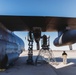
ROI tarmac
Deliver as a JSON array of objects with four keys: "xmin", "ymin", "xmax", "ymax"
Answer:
[{"xmin": 0, "ymin": 50, "xmax": 76, "ymax": 75}]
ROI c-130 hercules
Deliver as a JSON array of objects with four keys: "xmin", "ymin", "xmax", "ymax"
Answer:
[{"xmin": 0, "ymin": 16, "xmax": 76, "ymax": 66}]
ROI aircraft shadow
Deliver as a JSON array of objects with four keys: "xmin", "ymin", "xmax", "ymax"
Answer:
[
  {"xmin": 55, "ymin": 57, "xmax": 76, "ymax": 63},
  {"xmin": 1, "ymin": 55, "xmax": 76, "ymax": 75}
]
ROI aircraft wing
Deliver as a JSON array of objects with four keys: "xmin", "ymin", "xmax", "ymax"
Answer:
[{"xmin": 0, "ymin": 16, "xmax": 76, "ymax": 31}]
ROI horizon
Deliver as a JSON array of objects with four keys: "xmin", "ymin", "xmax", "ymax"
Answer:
[{"xmin": 14, "ymin": 31, "xmax": 76, "ymax": 50}]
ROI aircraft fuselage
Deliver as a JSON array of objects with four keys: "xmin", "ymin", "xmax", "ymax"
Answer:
[{"xmin": 0, "ymin": 24, "xmax": 25, "ymax": 69}]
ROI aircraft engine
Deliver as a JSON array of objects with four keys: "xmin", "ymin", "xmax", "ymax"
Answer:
[
  {"xmin": 0, "ymin": 53, "xmax": 19, "ymax": 68},
  {"xmin": 53, "ymin": 30, "xmax": 76, "ymax": 46}
]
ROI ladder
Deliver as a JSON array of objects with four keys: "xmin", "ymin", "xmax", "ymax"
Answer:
[{"xmin": 35, "ymin": 48, "xmax": 56, "ymax": 65}]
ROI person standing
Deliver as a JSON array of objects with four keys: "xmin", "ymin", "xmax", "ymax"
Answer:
[{"xmin": 62, "ymin": 51, "xmax": 67, "ymax": 64}]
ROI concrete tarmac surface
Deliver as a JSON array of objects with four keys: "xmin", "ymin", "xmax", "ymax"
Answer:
[{"xmin": 0, "ymin": 50, "xmax": 76, "ymax": 75}]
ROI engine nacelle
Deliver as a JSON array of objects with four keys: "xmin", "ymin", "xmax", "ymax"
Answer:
[
  {"xmin": 0, "ymin": 53, "xmax": 19, "ymax": 68},
  {"xmin": 54, "ymin": 30, "xmax": 76, "ymax": 46}
]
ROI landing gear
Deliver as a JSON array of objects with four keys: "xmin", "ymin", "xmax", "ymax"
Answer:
[
  {"xmin": 26, "ymin": 27, "xmax": 41, "ymax": 65},
  {"xmin": 35, "ymin": 35, "xmax": 56, "ymax": 65},
  {"xmin": 26, "ymin": 31, "xmax": 34, "ymax": 65}
]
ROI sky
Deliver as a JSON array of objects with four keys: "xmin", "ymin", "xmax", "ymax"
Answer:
[
  {"xmin": 0, "ymin": 0, "xmax": 76, "ymax": 50},
  {"xmin": 0, "ymin": 0, "xmax": 76, "ymax": 17},
  {"xmin": 13, "ymin": 31, "xmax": 76, "ymax": 50}
]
